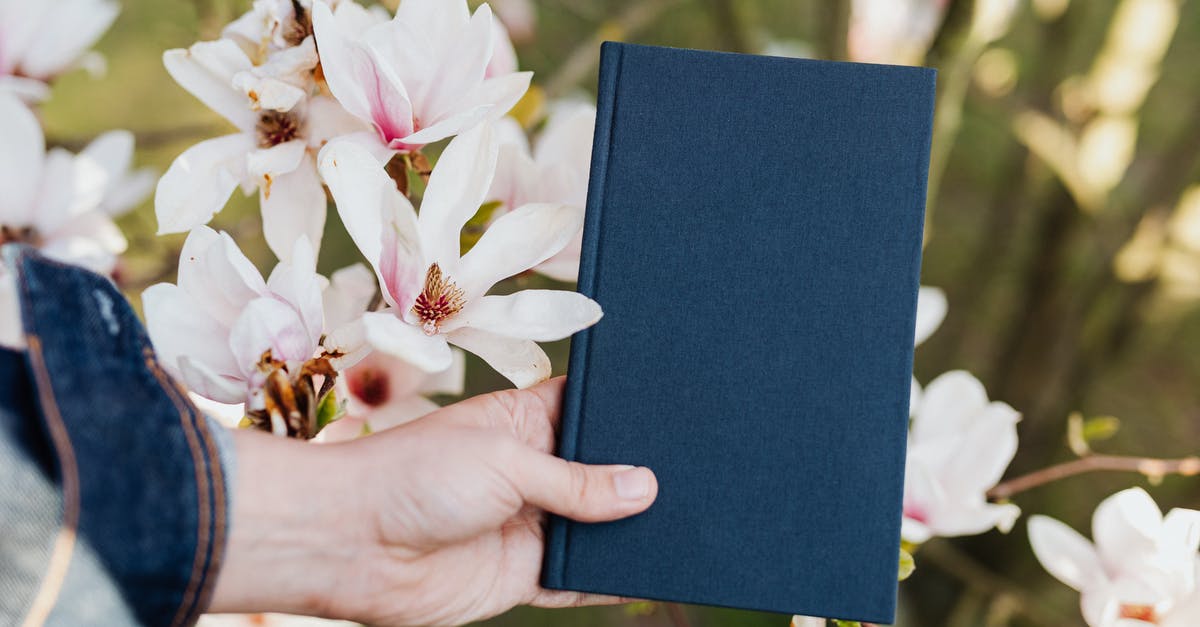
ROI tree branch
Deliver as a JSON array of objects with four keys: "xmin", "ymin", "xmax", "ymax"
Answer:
[
  {"xmin": 663, "ymin": 602, "xmax": 692, "ymax": 627},
  {"xmin": 988, "ymin": 454, "xmax": 1200, "ymax": 500}
]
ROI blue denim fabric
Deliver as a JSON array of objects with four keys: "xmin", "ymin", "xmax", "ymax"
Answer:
[{"xmin": 0, "ymin": 244, "xmax": 234, "ymax": 626}]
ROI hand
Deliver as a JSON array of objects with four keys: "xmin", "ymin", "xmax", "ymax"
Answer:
[{"xmin": 209, "ymin": 377, "xmax": 658, "ymax": 626}]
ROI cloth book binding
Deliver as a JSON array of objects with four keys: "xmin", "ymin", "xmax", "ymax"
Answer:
[{"xmin": 542, "ymin": 42, "xmax": 936, "ymax": 623}]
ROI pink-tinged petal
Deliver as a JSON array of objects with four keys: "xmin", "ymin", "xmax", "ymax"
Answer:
[
  {"xmin": 487, "ymin": 135, "xmax": 537, "ymax": 211},
  {"xmin": 323, "ymin": 263, "xmax": 376, "ymax": 332},
  {"xmin": 142, "ymin": 283, "xmax": 240, "ymax": 381},
  {"xmin": 445, "ymin": 290, "xmax": 602, "ymax": 341},
  {"xmin": 423, "ymin": 3, "xmax": 494, "ymax": 118},
  {"xmin": 910, "ymin": 370, "xmax": 991, "ymax": 443},
  {"xmin": 344, "ymin": 350, "xmax": 427, "ymax": 403},
  {"xmin": 486, "ymin": 18, "xmax": 518, "ymax": 78},
  {"xmin": 260, "ymin": 156, "xmax": 327, "ymax": 263},
  {"xmin": 490, "ymin": 0, "xmax": 536, "ymax": 42},
  {"xmin": 324, "ymin": 317, "xmax": 370, "ymax": 372},
  {"xmin": 534, "ymin": 102, "xmax": 596, "ymax": 178},
  {"xmin": 318, "ymin": 139, "xmax": 424, "ymax": 311},
  {"xmin": 900, "ymin": 517, "xmax": 933, "ymax": 545},
  {"xmin": 361, "ymin": 311, "xmax": 453, "ymax": 373},
  {"xmin": 176, "ymin": 226, "xmax": 269, "ymax": 327},
  {"xmin": 456, "ymin": 202, "xmax": 584, "ymax": 300},
  {"xmin": 312, "ymin": 1, "xmax": 414, "ymax": 143},
  {"xmin": 392, "ymin": 103, "xmax": 491, "ymax": 149},
  {"xmin": 915, "ymin": 286, "xmax": 948, "ymax": 346},
  {"xmin": 937, "ymin": 403, "xmax": 1019, "ymax": 497},
  {"xmin": 0, "ymin": 93, "xmax": 44, "ymax": 224},
  {"xmin": 179, "ymin": 356, "xmax": 248, "ymax": 405},
  {"xmin": 229, "ymin": 297, "xmax": 316, "ymax": 373},
  {"xmin": 418, "ymin": 349, "xmax": 466, "ymax": 397},
  {"xmin": 417, "ymin": 122, "xmax": 498, "ymax": 268},
  {"xmin": 445, "ymin": 326, "xmax": 550, "ymax": 389},
  {"xmin": 265, "ymin": 236, "xmax": 325, "ymax": 351},
  {"xmin": 1028, "ymin": 515, "xmax": 1104, "ymax": 591},
  {"xmin": 1093, "ymin": 488, "xmax": 1163, "ymax": 575},
  {"xmin": 163, "ymin": 40, "xmax": 257, "ymax": 131},
  {"xmin": 155, "ymin": 133, "xmax": 255, "ymax": 235},
  {"xmin": 19, "ymin": 0, "xmax": 118, "ymax": 79}
]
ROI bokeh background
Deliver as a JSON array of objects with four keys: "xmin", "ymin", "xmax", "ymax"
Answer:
[{"xmin": 39, "ymin": 0, "xmax": 1200, "ymax": 625}]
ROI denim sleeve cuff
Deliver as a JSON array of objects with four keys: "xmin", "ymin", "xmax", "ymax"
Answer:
[{"xmin": 8, "ymin": 245, "xmax": 233, "ymax": 626}]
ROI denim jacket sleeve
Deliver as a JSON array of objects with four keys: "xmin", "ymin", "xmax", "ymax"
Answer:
[{"xmin": 0, "ymin": 245, "xmax": 235, "ymax": 627}]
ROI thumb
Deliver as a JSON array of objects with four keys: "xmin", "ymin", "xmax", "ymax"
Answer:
[{"xmin": 512, "ymin": 448, "xmax": 658, "ymax": 522}]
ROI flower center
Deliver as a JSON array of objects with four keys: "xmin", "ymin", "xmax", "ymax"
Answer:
[
  {"xmin": 1118, "ymin": 604, "xmax": 1158, "ymax": 623},
  {"xmin": 411, "ymin": 263, "xmax": 465, "ymax": 336},
  {"xmin": 256, "ymin": 110, "xmax": 302, "ymax": 148},
  {"xmin": 0, "ymin": 225, "xmax": 41, "ymax": 247}
]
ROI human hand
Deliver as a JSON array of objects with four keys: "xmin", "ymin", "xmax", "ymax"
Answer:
[{"xmin": 208, "ymin": 377, "xmax": 658, "ymax": 626}]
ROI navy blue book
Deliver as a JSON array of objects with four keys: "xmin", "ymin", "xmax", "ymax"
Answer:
[{"xmin": 542, "ymin": 43, "xmax": 935, "ymax": 623}]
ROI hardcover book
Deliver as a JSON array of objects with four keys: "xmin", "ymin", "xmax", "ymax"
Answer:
[{"xmin": 542, "ymin": 42, "xmax": 936, "ymax": 623}]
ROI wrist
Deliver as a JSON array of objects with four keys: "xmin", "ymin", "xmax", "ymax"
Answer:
[{"xmin": 208, "ymin": 430, "xmax": 370, "ymax": 618}]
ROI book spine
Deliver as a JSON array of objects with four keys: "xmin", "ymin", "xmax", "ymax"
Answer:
[{"xmin": 541, "ymin": 41, "xmax": 624, "ymax": 590}]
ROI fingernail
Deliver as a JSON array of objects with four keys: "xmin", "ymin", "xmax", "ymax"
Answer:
[{"xmin": 614, "ymin": 467, "xmax": 651, "ymax": 500}]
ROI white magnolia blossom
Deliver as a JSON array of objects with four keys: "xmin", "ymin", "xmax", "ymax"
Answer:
[
  {"xmin": 311, "ymin": 0, "xmax": 530, "ymax": 153},
  {"xmin": 790, "ymin": 616, "xmax": 826, "ymax": 627},
  {"xmin": 902, "ymin": 370, "xmax": 1021, "ymax": 543},
  {"xmin": 910, "ymin": 285, "xmax": 948, "ymax": 413},
  {"xmin": 487, "ymin": 101, "xmax": 596, "ymax": 282},
  {"xmin": 1030, "ymin": 488, "xmax": 1200, "ymax": 627},
  {"xmin": 155, "ymin": 38, "xmax": 365, "ymax": 262},
  {"xmin": 142, "ymin": 226, "xmax": 334, "ymax": 408},
  {"xmin": 0, "ymin": 0, "xmax": 119, "ymax": 102},
  {"xmin": 318, "ymin": 122, "xmax": 601, "ymax": 388},
  {"xmin": 848, "ymin": 0, "xmax": 947, "ymax": 65}
]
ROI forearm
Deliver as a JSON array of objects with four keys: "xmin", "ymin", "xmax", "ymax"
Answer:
[{"xmin": 208, "ymin": 430, "xmax": 370, "ymax": 618}]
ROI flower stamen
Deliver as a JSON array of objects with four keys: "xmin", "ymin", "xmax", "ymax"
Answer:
[
  {"xmin": 1119, "ymin": 604, "xmax": 1158, "ymax": 623},
  {"xmin": 256, "ymin": 110, "xmax": 302, "ymax": 148},
  {"xmin": 412, "ymin": 263, "xmax": 465, "ymax": 336}
]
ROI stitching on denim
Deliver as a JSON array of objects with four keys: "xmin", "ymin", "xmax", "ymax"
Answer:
[
  {"xmin": 19, "ymin": 336, "xmax": 81, "ymax": 627},
  {"xmin": 146, "ymin": 351, "xmax": 213, "ymax": 627}
]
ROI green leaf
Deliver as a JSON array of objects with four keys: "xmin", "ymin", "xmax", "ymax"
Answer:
[
  {"xmin": 898, "ymin": 547, "xmax": 916, "ymax": 581},
  {"xmin": 623, "ymin": 601, "xmax": 657, "ymax": 617},
  {"xmin": 315, "ymin": 391, "xmax": 345, "ymax": 431},
  {"xmin": 833, "ymin": 620, "xmax": 862, "ymax": 627},
  {"xmin": 1082, "ymin": 415, "xmax": 1121, "ymax": 442}
]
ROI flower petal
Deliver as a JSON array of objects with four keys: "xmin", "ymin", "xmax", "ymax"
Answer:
[
  {"xmin": 914, "ymin": 286, "xmax": 948, "ymax": 346},
  {"xmin": 323, "ymin": 263, "xmax": 377, "ymax": 332},
  {"xmin": 229, "ymin": 297, "xmax": 316, "ymax": 372},
  {"xmin": 155, "ymin": 133, "xmax": 255, "ymax": 235},
  {"xmin": 445, "ymin": 290, "xmax": 602, "ymax": 341},
  {"xmin": 178, "ymin": 355, "xmax": 247, "ymax": 404},
  {"xmin": 423, "ymin": 3, "xmax": 494, "ymax": 117},
  {"xmin": 362, "ymin": 311, "xmax": 453, "ymax": 372},
  {"xmin": 176, "ymin": 226, "xmax": 268, "ymax": 327},
  {"xmin": 0, "ymin": 93, "xmax": 44, "ymax": 224},
  {"xmin": 260, "ymin": 155, "xmax": 327, "ymax": 263},
  {"xmin": 1028, "ymin": 515, "xmax": 1104, "ymax": 591},
  {"xmin": 319, "ymin": 139, "xmax": 424, "ymax": 311},
  {"xmin": 163, "ymin": 40, "xmax": 257, "ymax": 131},
  {"xmin": 445, "ymin": 326, "xmax": 550, "ymax": 389},
  {"xmin": 246, "ymin": 139, "xmax": 306, "ymax": 184},
  {"xmin": 19, "ymin": 0, "xmax": 119, "ymax": 78},
  {"xmin": 910, "ymin": 369, "xmax": 991, "ymax": 443},
  {"xmin": 418, "ymin": 348, "xmax": 466, "ymax": 396},
  {"xmin": 417, "ymin": 122, "xmax": 499, "ymax": 268},
  {"xmin": 1093, "ymin": 487, "xmax": 1163, "ymax": 574},
  {"xmin": 142, "ymin": 283, "xmax": 240, "ymax": 381},
  {"xmin": 265, "ymin": 236, "xmax": 325, "ymax": 351},
  {"xmin": 456, "ymin": 202, "xmax": 583, "ymax": 299}
]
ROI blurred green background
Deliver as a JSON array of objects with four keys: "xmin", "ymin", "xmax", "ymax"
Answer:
[{"xmin": 39, "ymin": 0, "xmax": 1200, "ymax": 625}]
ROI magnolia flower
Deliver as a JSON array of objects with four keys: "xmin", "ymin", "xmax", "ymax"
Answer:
[
  {"xmin": 311, "ymin": 0, "xmax": 531, "ymax": 153},
  {"xmin": 1030, "ymin": 488, "xmax": 1200, "ymax": 627},
  {"xmin": 0, "ymin": 0, "xmax": 119, "ymax": 101},
  {"xmin": 902, "ymin": 370, "xmax": 1020, "ymax": 544},
  {"xmin": 790, "ymin": 616, "xmax": 827, "ymax": 627},
  {"xmin": 489, "ymin": 0, "xmax": 536, "ymax": 43},
  {"xmin": 848, "ymin": 0, "xmax": 947, "ymax": 65},
  {"xmin": 156, "ymin": 39, "xmax": 365, "ymax": 261},
  {"xmin": 318, "ymin": 122, "xmax": 601, "ymax": 388},
  {"xmin": 0, "ymin": 93, "xmax": 135, "ymax": 275},
  {"xmin": 143, "ymin": 226, "xmax": 327, "ymax": 411},
  {"xmin": 487, "ymin": 101, "xmax": 595, "ymax": 282},
  {"xmin": 910, "ymin": 285, "xmax": 948, "ymax": 413}
]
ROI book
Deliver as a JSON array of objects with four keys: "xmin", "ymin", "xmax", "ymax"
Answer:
[{"xmin": 541, "ymin": 42, "xmax": 936, "ymax": 623}]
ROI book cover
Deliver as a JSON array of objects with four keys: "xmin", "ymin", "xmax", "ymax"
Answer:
[{"xmin": 543, "ymin": 42, "xmax": 936, "ymax": 623}]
